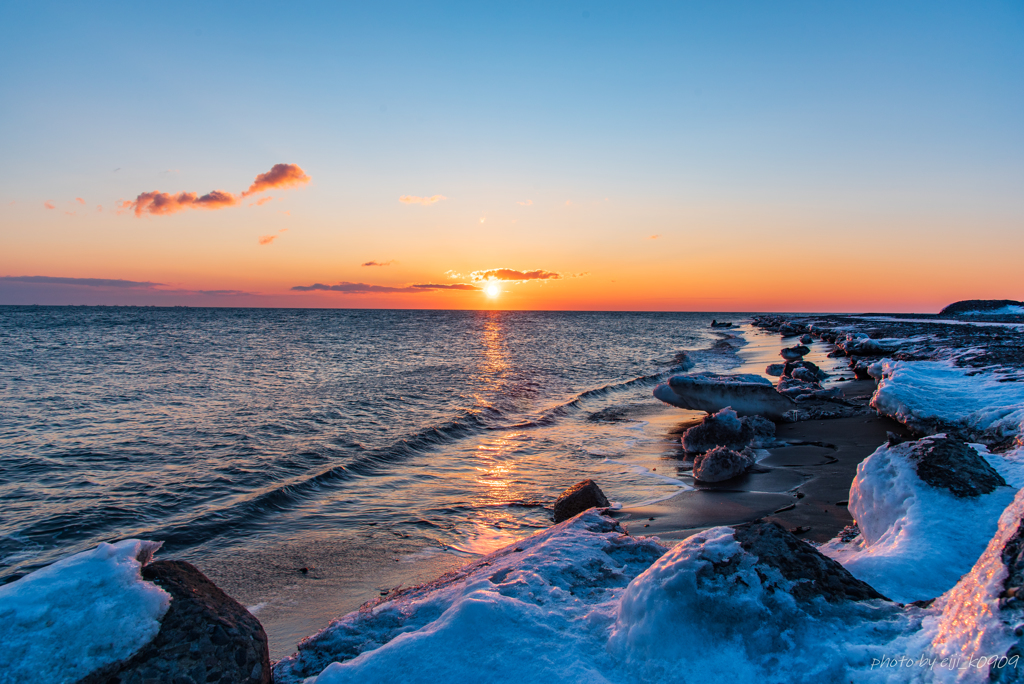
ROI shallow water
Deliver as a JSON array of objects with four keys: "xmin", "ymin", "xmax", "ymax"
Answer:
[{"xmin": 1, "ymin": 307, "xmax": 768, "ymax": 656}]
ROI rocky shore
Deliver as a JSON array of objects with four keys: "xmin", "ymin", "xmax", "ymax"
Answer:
[{"xmin": 4, "ymin": 300, "xmax": 1024, "ymax": 683}]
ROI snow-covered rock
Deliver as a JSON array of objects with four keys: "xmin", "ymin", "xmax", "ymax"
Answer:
[
  {"xmin": 692, "ymin": 446, "xmax": 753, "ymax": 482},
  {"xmin": 822, "ymin": 436, "xmax": 1015, "ymax": 603},
  {"xmin": 656, "ymin": 372, "xmax": 796, "ymax": 420},
  {"xmin": 680, "ymin": 407, "xmax": 775, "ymax": 453},
  {"xmin": 0, "ymin": 540, "xmax": 170, "ymax": 684},
  {"xmin": 273, "ymin": 510, "xmax": 666, "ymax": 684}
]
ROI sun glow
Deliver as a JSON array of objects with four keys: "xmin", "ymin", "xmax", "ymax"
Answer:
[{"xmin": 484, "ymin": 283, "xmax": 501, "ymax": 298}]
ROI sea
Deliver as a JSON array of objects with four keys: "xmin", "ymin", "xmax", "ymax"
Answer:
[{"xmin": 0, "ymin": 306, "xmax": 761, "ymax": 657}]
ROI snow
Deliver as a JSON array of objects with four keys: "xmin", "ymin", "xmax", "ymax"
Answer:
[
  {"xmin": 0, "ymin": 539, "xmax": 170, "ymax": 684},
  {"xmin": 275, "ymin": 512, "xmax": 925, "ymax": 684},
  {"xmin": 820, "ymin": 440, "xmax": 1016, "ymax": 603},
  {"xmin": 273, "ymin": 510, "xmax": 666, "ymax": 684},
  {"xmin": 961, "ymin": 305, "xmax": 1024, "ymax": 316},
  {"xmin": 870, "ymin": 359, "xmax": 1024, "ymax": 442}
]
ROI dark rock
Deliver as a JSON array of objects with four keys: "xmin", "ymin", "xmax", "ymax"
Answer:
[
  {"xmin": 791, "ymin": 367, "xmax": 818, "ymax": 383},
  {"xmin": 780, "ymin": 345, "xmax": 810, "ymax": 361},
  {"xmin": 552, "ymin": 479, "xmax": 610, "ymax": 523},
  {"xmin": 77, "ymin": 561, "xmax": 271, "ymax": 684},
  {"xmin": 799, "ymin": 334, "xmax": 814, "ymax": 344},
  {"xmin": 691, "ymin": 446, "xmax": 752, "ymax": 482},
  {"xmin": 733, "ymin": 522, "xmax": 888, "ymax": 602},
  {"xmin": 904, "ymin": 435, "xmax": 1006, "ymax": 498},
  {"xmin": 765, "ymin": 363, "xmax": 785, "ymax": 377},
  {"xmin": 940, "ymin": 299, "xmax": 1023, "ymax": 316}
]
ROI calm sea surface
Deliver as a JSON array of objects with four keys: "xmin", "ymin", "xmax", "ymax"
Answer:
[{"xmin": 0, "ymin": 307, "xmax": 749, "ymax": 655}]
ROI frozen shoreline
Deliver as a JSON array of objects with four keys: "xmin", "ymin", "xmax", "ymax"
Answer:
[{"xmin": 6, "ymin": 305, "xmax": 1024, "ymax": 683}]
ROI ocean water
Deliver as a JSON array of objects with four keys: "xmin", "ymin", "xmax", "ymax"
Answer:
[{"xmin": 0, "ymin": 306, "xmax": 749, "ymax": 656}]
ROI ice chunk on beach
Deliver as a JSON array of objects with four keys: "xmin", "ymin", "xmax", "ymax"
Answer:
[
  {"xmin": 822, "ymin": 437, "xmax": 1015, "ymax": 603},
  {"xmin": 655, "ymin": 372, "xmax": 796, "ymax": 420},
  {"xmin": 0, "ymin": 539, "xmax": 170, "ymax": 684},
  {"xmin": 871, "ymin": 360, "xmax": 1024, "ymax": 441}
]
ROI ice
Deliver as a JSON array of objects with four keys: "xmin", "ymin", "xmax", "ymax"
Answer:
[
  {"xmin": 870, "ymin": 360, "xmax": 1024, "ymax": 442},
  {"xmin": 821, "ymin": 440, "xmax": 1016, "ymax": 603},
  {"xmin": 0, "ymin": 539, "xmax": 170, "ymax": 684},
  {"xmin": 656, "ymin": 372, "xmax": 796, "ymax": 420},
  {"xmin": 923, "ymin": 488, "xmax": 1024, "ymax": 682}
]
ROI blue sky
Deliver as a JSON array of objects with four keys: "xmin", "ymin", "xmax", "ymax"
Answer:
[{"xmin": 1, "ymin": 1, "xmax": 1022, "ymax": 310}]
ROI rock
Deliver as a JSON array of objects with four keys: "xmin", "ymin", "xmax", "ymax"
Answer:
[
  {"xmin": 904, "ymin": 434, "xmax": 1006, "ymax": 498},
  {"xmin": 799, "ymin": 334, "xmax": 813, "ymax": 344},
  {"xmin": 552, "ymin": 479, "xmax": 610, "ymax": 523},
  {"xmin": 78, "ymin": 561, "xmax": 271, "ymax": 684},
  {"xmin": 691, "ymin": 446, "xmax": 752, "ymax": 482},
  {"xmin": 791, "ymin": 367, "xmax": 818, "ymax": 383},
  {"xmin": 733, "ymin": 522, "xmax": 888, "ymax": 602},
  {"xmin": 765, "ymin": 363, "xmax": 785, "ymax": 377},
  {"xmin": 658, "ymin": 373, "xmax": 796, "ymax": 420},
  {"xmin": 780, "ymin": 345, "xmax": 810, "ymax": 361}
]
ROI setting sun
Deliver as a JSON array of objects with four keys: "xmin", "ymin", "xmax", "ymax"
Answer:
[{"xmin": 484, "ymin": 283, "xmax": 501, "ymax": 298}]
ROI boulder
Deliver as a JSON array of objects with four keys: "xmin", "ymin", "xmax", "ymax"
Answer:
[
  {"xmin": 692, "ymin": 446, "xmax": 752, "ymax": 482},
  {"xmin": 904, "ymin": 434, "xmax": 1006, "ymax": 498},
  {"xmin": 552, "ymin": 479, "xmax": 610, "ymax": 523},
  {"xmin": 780, "ymin": 345, "xmax": 810, "ymax": 361},
  {"xmin": 733, "ymin": 522, "xmax": 888, "ymax": 602},
  {"xmin": 765, "ymin": 363, "xmax": 785, "ymax": 377},
  {"xmin": 78, "ymin": 561, "xmax": 271, "ymax": 684},
  {"xmin": 799, "ymin": 334, "xmax": 814, "ymax": 344}
]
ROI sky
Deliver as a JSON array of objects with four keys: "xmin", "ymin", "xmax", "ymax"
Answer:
[{"xmin": 1, "ymin": 0, "xmax": 1022, "ymax": 312}]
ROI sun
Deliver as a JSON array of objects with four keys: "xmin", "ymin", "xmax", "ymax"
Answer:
[{"xmin": 484, "ymin": 283, "xmax": 501, "ymax": 298}]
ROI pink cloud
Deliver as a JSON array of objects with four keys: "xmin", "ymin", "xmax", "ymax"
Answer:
[
  {"xmin": 251, "ymin": 196, "xmax": 274, "ymax": 207},
  {"xmin": 242, "ymin": 164, "xmax": 310, "ymax": 197},
  {"xmin": 44, "ymin": 201, "xmax": 55, "ymax": 210},
  {"xmin": 469, "ymin": 268, "xmax": 564, "ymax": 282},
  {"xmin": 399, "ymin": 194, "xmax": 447, "ymax": 206},
  {"xmin": 258, "ymin": 229, "xmax": 288, "ymax": 246},
  {"xmin": 127, "ymin": 163, "xmax": 309, "ymax": 217},
  {"xmin": 75, "ymin": 197, "xmax": 86, "ymax": 205},
  {"xmin": 131, "ymin": 190, "xmax": 240, "ymax": 217},
  {"xmin": 362, "ymin": 260, "xmax": 394, "ymax": 267}
]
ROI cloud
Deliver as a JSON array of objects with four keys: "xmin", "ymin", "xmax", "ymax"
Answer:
[
  {"xmin": 197, "ymin": 289, "xmax": 252, "ymax": 296},
  {"xmin": 648, "ymin": 234, "xmax": 660, "ymax": 239},
  {"xmin": 251, "ymin": 196, "xmax": 274, "ymax": 206},
  {"xmin": 399, "ymin": 194, "xmax": 447, "ymax": 206},
  {"xmin": 362, "ymin": 260, "xmax": 394, "ymax": 267},
  {"xmin": 75, "ymin": 197, "xmax": 86, "ymax": 205},
  {"xmin": 130, "ymin": 190, "xmax": 240, "ymax": 216},
  {"xmin": 469, "ymin": 268, "xmax": 564, "ymax": 282},
  {"xmin": 127, "ymin": 163, "xmax": 309, "ymax": 217},
  {"xmin": 44, "ymin": 201, "xmax": 55, "ymax": 210},
  {"xmin": 291, "ymin": 281, "xmax": 478, "ymax": 294},
  {"xmin": 516, "ymin": 199, "xmax": 533, "ymax": 206},
  {"xmin": 259, "ymin": 228, "xmax": 288, "ymax": 245},
  {"xmin": 242, "ymin": 164, "xmax": 310, "ymax": 197},
  {"xmin": 0, "ymin": 275, "xmax": 163, "ymax": 288},
  {"xmin": 411, "ymin": 283, "xmax": 479, "ymax": 290}
]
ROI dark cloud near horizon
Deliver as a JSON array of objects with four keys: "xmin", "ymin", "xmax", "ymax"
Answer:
[
  {"xmin": 0, "ymin": 275, "xmax": 164, "ymax": 288},
  {"xmin": 291, "ymin": 281, "xmax": 479, "ymax": 294},
  {"xmin": 361, "ymin": 260, "xmax": 394, "ymax": 267}
]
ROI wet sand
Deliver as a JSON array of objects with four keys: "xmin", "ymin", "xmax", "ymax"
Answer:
[{"xmin": 618, "ymin": 379, "xmax": 913, "ymax": 544}]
